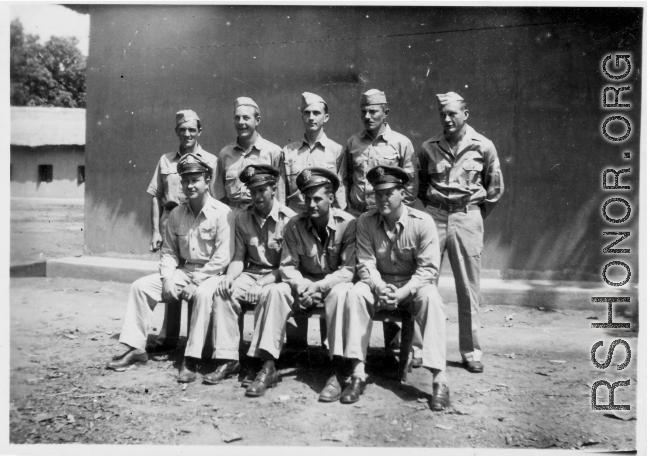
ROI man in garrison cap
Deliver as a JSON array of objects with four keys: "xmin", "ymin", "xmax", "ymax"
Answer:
[
  {"xmin": 243, "ymin": 167, "xmax": 359, "ymax": 401},
  {"xmin": 215, "ymin": 97, "xmax": 285, "ymax": 213},
  {"xmin": 281, "ymin": 92, "xmax": 347, "ymax": 214},
  {"xmin": 343, "ymin": 89, "xmax": 424, "ymax": 365},
  {"xmin": 416, "ymin": 92, "xmax": 504, "ymax": 375},
  {"xmin": 146, "ymin": 109, "xmax": 218, "ymax": 352},
  {"xmin": 206, "ymin": 164, "xmax": 296, "ymax": 389},
  {"xmin": 346, "ymin": 165, "xmax": 449, "ymax": 410},
  {"xmin": 107, "ymin": 153, "xmax": 235, "ymax": 385}
]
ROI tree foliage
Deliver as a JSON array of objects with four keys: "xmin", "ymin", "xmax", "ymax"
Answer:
[{"xmin": 10, "ymin": 19, "xmax": 86, "ymax": 108}]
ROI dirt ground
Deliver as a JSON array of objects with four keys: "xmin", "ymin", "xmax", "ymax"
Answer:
[{"xmin": 9, "ymin": 199, "xmax": 640, "ymax": 450}]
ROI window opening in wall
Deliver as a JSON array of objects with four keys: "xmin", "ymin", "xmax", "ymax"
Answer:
[
  {"xmin": 38, "ymin": 164, "xmax": 53, "ymax": 183},
  {"xmin": 78, "ymin": 165, "xmax": 85, "ymax": 184}
]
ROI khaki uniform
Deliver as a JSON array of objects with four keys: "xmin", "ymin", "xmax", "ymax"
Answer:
[
  {"xmin": 282, "ymin": 132, "xmax": 347, "ymax": 213},
  {"xmin": 249, "ymin": 208, "xmax": 356, "ymax": 359},
  {"xmin": 417, "ymin": 124, "xmax": 504, "ymax": 362},
  {"xmin": 344, "ymin": 124, "xmax": 418, "ymax": 216},
  {"xmin": 146, "ymin": 146, "xmax": 218, "ymax": 345},
  {"xmin": 118, "ymin": 196, "xmax": 234, "ymax": 359},
  {"xmin": 215, "ymin": 135, "xmax": 285, "ymax": 211},
  {"xmin": 212, "ymin": 200, "xmax": 296, "ymax": 360},
  {"xmin": 346, "ymin": 205, "xmax": 447, "ymax": 370}
]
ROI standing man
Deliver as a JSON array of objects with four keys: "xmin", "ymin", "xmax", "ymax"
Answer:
[
  {"xmin": 107, "ymin": 153, "xmax": 234, "ymax": 384},
  {"xmin": 282, "ymin": 92, "xmax": 346, "ymax": 213},
  {"xmin": 344, "ymin": 88, "xmax": 422, "ymax": 364},
  {"xmin": 215, "ymin": 97, "xmax": 285, "ymax": 213},
  {"xmin": 417, "ymin": 92, "xmax": 504, "ymax": 374},
  {"xmin": 242, "ymin": 168, "xmax": 357, "ymax": 401},
  {"xmin": 208, "ymin": 164, "xmax": 296, "ymax": 385},
  {"xmin": 346, "ymin": 165, "xmax": 449, "ymax": 411},
  {"xmin": 146, "ymin": 110, "xmax": 218, "ymax": 352}
]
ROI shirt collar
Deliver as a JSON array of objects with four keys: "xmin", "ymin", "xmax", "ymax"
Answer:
[
  {"xmin": 430, "ymin": 124, "xmax": 479, "ymax": 144},
  {"xmin": 306, "ymin": 207, "xmax": 338, "ymax": 234},
  {"xmin": 302, "ymin": 131, "xmax": 328, "ymax": 149},
  {"xmin": 363, "ymin": 123, "xmax": 392, "ymax": 141},
  {"xmin": 377, "ymin": 204, "xmax": 408, "ymax": 233},
  {"xmin": 252, "ymin": 199, "xmax": 280, "ymax": 226},
  {"xmin": 188, "ymin": 194, "xmax": 216, "ymax": 219},
  {"xmin": 175, "ymin": 143, "xmax": 204, "ymax": 159},
  {"xmin": 235, "ymin": 134, "xmax": 264, "ymax": 155}
]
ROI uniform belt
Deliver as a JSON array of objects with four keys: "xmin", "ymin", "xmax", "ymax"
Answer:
[
  {"xmin": 349, "ymin": 201, "xmax": 376, "ymax": 213},
  {"xmin": 428, "ymin": 202, "xmax": 480, "ymax": 213}
]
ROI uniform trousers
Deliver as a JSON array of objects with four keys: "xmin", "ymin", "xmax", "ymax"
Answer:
[
  {"xmin": 247, "ymin": 278, "xmax": 353, "ymax": 360},
  {"xmin": 118, "ymin": 269, "xmax": 222, "ymax": 359},
  {"xmin": 211, "ymin": 272, "xmax": 264, "ymax": 361},
  {"xmin": 426, "ymin": 205, "xmax": 483, "ymax": 362},
  {"xmin": 345, "ymin": 281, "xmax": 447, "ymax": 371},
  {"xmin": 154, "ymin": 208, "xmax": 182, "ymax": 347}
]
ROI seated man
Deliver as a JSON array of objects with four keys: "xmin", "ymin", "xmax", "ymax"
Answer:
[
  {"xmin": 243, "ymin": 168, "xmax": 357, "ymax": 401},
  {"xmin": 107, "ymin": 153, "xmax": 234, "ymax": 384},
  {"xmin": 209, "ymin": 164, "xmax": 296, "ymax": 385},
  {"xmin": 346, "ymin": 165, "xmax": 449, "ymax": 411}
]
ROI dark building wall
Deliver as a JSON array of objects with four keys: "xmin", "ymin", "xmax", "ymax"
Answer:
[{"xmin": 85, "ymin": 6, "xmax": 642, "ymax": 279}]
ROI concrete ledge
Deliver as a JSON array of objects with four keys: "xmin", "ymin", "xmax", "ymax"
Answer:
[
  {"xmin": 45, "ymin": 256, "xmax": 636, "ymax": 311},
  {"xmin": 47, "ymin": 256, "xmax": 157, "ymax": 283}
]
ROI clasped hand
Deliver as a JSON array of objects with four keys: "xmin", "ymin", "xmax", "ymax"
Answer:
[
  {"xmin": 161, "ymin": 279, "xmax": 197, "ymax": 303},
  {"xmin": 377, "ymin": 283, "xmax": 408, "ymax": 310},
  {"xmin": 295, "ymin": 280, "xmax": 318, "ymax": 310}
]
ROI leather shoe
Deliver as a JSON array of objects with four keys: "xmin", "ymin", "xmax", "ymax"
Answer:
[
  {"xmin": 203, "ymin": 360, "xmax": 241, "ymax": 385},
  {"xmin": 318, "ymin": 374, "xmax": 342, "ymax": 402},
  {"xmin": 430, "ymin": 382, "xmax": 450, "ymax": 411},
  {"xmin": 240, "ymin": 364, "xmax": 258, "ymax": 388},
  {"xmin": 177, "ymin": 357, "xmax": 198, "ymax": 383},
  {"xmin": 245, "ymin": 361, "xmax": 280, "ymax": 397},
  {"xmin": 464, "ymin": 360, "xmax": 484, "ymax": 373},
  {"xmin": 340, "ymin": 377, "xmax": 366, "ymax": 404},
  {"xmin": 412, "ymin": 357, "xmax": 423, "ymax": 368},
  {"xmin": 106, "ymin": 349, "xmax": 147, "ymax": 370}
]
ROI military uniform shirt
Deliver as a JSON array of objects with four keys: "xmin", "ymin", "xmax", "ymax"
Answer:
[
  {"xmin": 160, "ymin": 195, "xmax": 234, "ymax": 285},
  {"xmin": 344, "ymin": 124, "xmax": 417, "ymax": 209},
  {"xmin": 417, "ymin": 124, "xmax": 504, "ymax": 216},
  {"xmin": 356, "ymin": 205, "xmax": 439, "ymax": 295},
  {"xmin": 215, "ymin": 134, "xmax": 285, "ymax": 205},
  {"xmin": 282, "ymin": 132, "xmax": 347, "ymax": 211},
  {"xmin": 147, "ymin": 145, "xmax": 218, "ymax": 209},
  {"xmin": 233, "ymin": 200, "xmax": 296, "ymax": 275},
  {"xmin": 280, "ymin": 208, "xmax": 357, "ymax": 292}
]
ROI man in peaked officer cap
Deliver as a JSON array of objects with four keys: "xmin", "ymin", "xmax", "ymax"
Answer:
[
  {"xmin": 247, "ymin": 167, "xmax": 360, "ymax": 402},
  {"xmin": 281, "ymin": 92, "xmax": 346, "ymax": 214},
  {"xmin": 416, "ymin": 91, "xmax": 504, "ymax": 375},
  {"xmin": 208, "ymin": 164, "xmax": 296, "ymax": 390},
  {"xmin": 109, "ymin": 152, "xmax": 235, "ymax": 386},
  {"xmin": 215, "ymin": 97, "xmax": 285, "ymax": 213},
  {"xmin": 346, "ymin": 165, "xmax": 449, "ymax": 410},
  {"xmin": 146, "ymin": 109, "xmax": 218, "ymax": 353}
]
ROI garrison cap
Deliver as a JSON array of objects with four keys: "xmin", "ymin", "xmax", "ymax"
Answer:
[
  {"xmin": 301, "ymin": 92, "xmax": 327, "ymax": 111},
  {"xmin": 175, "ymin": 109, "xmax": 200, "ymax": 127},
  {"xmin": 436, "ymin": 92, "xmax": 464, "ymax": 107},
  {"xmin": 296, "ymin": 167, "xmax": 340, "ymax": 193},
  {"xmin": 177, "ymin": 152, "xmax": 212, "ymax": 176},
  {"xmin": 239, "ymin": 164, "xmax": 280, "ymax": 189},
  {"xmin": 234, "ymin": 97, "xmax": 260, "ymax": 111},
  {"xmin": 367, "ymin": 165, "xmax": 409, "ymax": 191},
  {"xmin": 360, "ymin": 89, "xmax": 387, "ymax": 106}
]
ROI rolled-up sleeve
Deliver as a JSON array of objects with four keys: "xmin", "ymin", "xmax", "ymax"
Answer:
[
  {"xmin": 480, "ymin": 141, "xmax": 504, "ymax": 218},
  {"xmin": 159, "ymin": 208, "xmax": 181, "ymax": 281},
  {"xmin": 279, "ymin": 220, "xmax": 305, "ymax": 289},
  {"xmin": 356, "ymin": 216, "xmax": 384, "ymax": 291},
  {"xmin": 401, "ymin": 140, "xmax": 417, "ymax": 207},
  {"xmin": 316, "ymin": 219, "xmax": 356, "ymax": 292},
  {"xmin": 147, "ymin": 159, "xmax": 164, "ymax": 199},
  {"xmin": 191, "ymin": 209, "xmax": 235, "ymax": 285}
]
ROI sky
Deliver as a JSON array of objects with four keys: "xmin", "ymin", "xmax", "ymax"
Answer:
[{"xmin": 10, "ymin": 2, "xmax": 89, "ymax": 55}]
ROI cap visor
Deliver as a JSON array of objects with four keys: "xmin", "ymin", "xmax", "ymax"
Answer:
[{"xmin": 372, "ymin": 182, "xmax": 401, "ymax": 191}]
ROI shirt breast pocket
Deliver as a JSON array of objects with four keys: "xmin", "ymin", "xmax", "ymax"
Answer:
[
  {"xmin": 462, "ymin": 161, "xmax": 484, "ymax": 185},
  {"xmin": 326, "ymin": 243, "xmax": 342, "ymax": 270},
  {"xmin": 397, "ymin": 244, "xmax": 416, "ymax": 262},
  {"xmin": 300, "ymin": 245, "xmax": 321, "ymax": 272},
  {"xmin": 377, "ymin": 152, "xmax": 400, "ymax": 167},
  {"xmin": 225, "ymin": 170, "xmax": 241, "ymax": 195}
]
